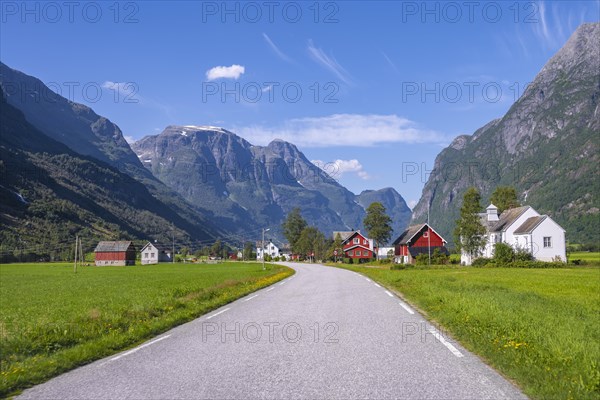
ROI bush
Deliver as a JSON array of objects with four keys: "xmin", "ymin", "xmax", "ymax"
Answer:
[
  {"xmin": 431, "ymin": 248, "xmax": 449, "ymax": 265},
  {"xmin": 472, "ymin": 257, "xmax": 493, "ymax": 267},
  {"xmin": 415, "ymin": 254, "xmax": 429, "ymax": 265},
  {"xmin": 494, "ymin": 243, "xmax": 515, "ymax": 263},
  {"xmin": 343, "ymin": 257, "xmax": 353, "ymax": 264},
  {"xmin": 515, "ymin": 248, "xmax": 534, "ymax": 261},
  {"xmin": 390, "ymin": 264, "xmax": 407, "ymax": 270},
  {"xmin": 376, "ymin": 258, "xmax": 392, "ymax": 264}
]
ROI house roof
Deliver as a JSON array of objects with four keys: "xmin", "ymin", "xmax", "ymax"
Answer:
[
  {"xmin": 332, "ymin": 231, "xmax": 355, "ymax": 241},
  {"xmin": 141, "ymin": 242, "xmax": 172, "ymax": 253},
  {"xmin": 94, "ymin": 241, "xmax": 134, "ymax": 252},
  {"xmin": 340, "ymin": 231, "xmax": 369, "ymax": 244},
  {"xmin": 393, "ymin": 223, "xmax": 447, "ymax": 245},
  {"xmin": 489, "ymin": 206, "xmax": 531, "ymax": 232},
  {"xmin": 513, "ymin": 216, "xmax": 547, "ymax": 234},
  {"xmin": 344, "ymin": 244, "xmax": 372, "ymax": 252}
]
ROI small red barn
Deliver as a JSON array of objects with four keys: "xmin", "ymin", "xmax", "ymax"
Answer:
[
  {"xmin": 335, "ymin": 231, "xmax": 375, "ymax": 261},
  {"xmin": 94, "ymin": 241, "xmax": 136, "ymax": 266},
  {"xmin": 393, "ymin": 224, "xmax": 448, "ymax": 264}
]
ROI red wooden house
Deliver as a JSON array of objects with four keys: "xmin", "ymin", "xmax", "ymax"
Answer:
[
  {"xmin": 94, "ymin": 241, "xmax": 136, "ymax": 266},
  {"xmin": 392, "ymin": 224, "xmax": 448, "ymax": 264},
  {"xmin": 335, "ymin": 231, "xmax": 375, "ymax": 262}
]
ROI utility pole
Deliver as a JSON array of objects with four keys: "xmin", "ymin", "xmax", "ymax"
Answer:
[
  {"xmin": 428, "ymin": 202, "xmax": 431, "ymax": 266},
  {"xmin": 79, "ymin": 236, "xmax": 83, "ymax": 267},
  {"xmin": 74, "ymin": 234, "xmax": 78, "ymax": 273},
  {"xmin": 172, "ymin": 224, "xmax": 175, "ymax": 264},
  {"xmin": 262, "ymin": 228, "xmax": 270, "ymax": 270}
]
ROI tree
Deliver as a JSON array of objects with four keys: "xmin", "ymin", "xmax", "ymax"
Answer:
[
  {"xmin": 295, "ymin": 226, "xmax": 328, "ymax": 261},
  {"xmin": 363, "ymin": 202, "xmax": 393, "ymax": 260},
  {"xmin": 454, "ymin": 187, "xmax": 487, "ymax": 260},
  {"xmin": 329, "ymin": 233, "xmax": 343, "ymax": 262},
  {"xmin": 282, "ymin": 208, "xmax": 307, "ymax": 253},
  {"xmin": 210, "ymin": 239, "xmax": 222, "ymax": 257},
  {"xmin": 243, "ymin": 241, "xmax": 254, "ymax": 260},
  {"xmin": 490, "ymin": 186, "xmax": 520, "ymax": 213},
  {"xmin": 180, "ymin": 246, "xmax": 189, "ymax": 258}
]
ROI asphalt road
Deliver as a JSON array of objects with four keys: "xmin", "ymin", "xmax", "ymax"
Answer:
[{"xmin": 20, "ymin": 262, "xmax": 526, "ymax": 399}]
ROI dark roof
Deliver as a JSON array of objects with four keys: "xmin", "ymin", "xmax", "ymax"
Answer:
[
  {"xmin": 392, "ymin": 224, "xmax": 426, "ymax": 245},
  {"xmin": 490, "ymin": 206, "xmax": 530, "ymax": 232},
  {"xmin": 332, "ymin": 231, "xmax": 354, "ymax": 241},
  {"xmin": 94, "ymin": 241, "xmax": 135, "ymax": 252},
  {"xmin": 408, "ymin": 246, "xmax": 449, "ymax": 257},
  {"xmin": 339, "ymin": 231, "xmax": 369, "ymax": 244},
  {"xmin": 513, "ymin": 216, "xmax": 547, "ymax": 234}
]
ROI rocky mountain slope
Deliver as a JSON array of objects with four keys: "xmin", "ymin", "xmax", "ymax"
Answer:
[
  {"xmin": 411, "ymin": 23, "xmax": 600, "ymax": 244},
  {"xmin": 0, "ymin": 93, "xmax": 217, "ymax": 261},
  {"xmin": 132, "ymin": 127, "xmax": 411, "ymax": 240},
  {"xmin": 356, "ymin": 188, "xmax": 412, "ymax": 239}
]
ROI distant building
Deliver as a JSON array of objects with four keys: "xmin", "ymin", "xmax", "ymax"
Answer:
[
  {"xmin": 257, "ymin": 240, "xmax": 280, "ymax": 260},
  {"xmin": 377, "ymin": 247, "xmax": 395, "ymax": 259},
  {"xmin": 461, "ymin": 204, "xmax": 566, "ymax": 265},
  {"xmin": 337, "ymin": 231, "xmax": 375, "ymax": 261},
  {"xmin": 94, "ymin": 241, "xmax": 136, "ymax": 266},
  {"xmin": 140, "ymin": 242, "xmax": 173, "ymax": 264},
  {"xmin": 393, "ymin": 224, "xmax": 448, "ymax": 264}
]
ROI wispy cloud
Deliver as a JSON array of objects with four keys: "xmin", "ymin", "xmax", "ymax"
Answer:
[
  {"xmin": 381, "ymin": 51, "xmax": 399, "ymax": 73},
  {"xmin": 234, "ymin": 114, "xmax": 449, "ymax": 148},
  {"xmin": 312, "ymin": 159, "xmax": 372, "ymax": 180},
  {"xmin": 307, "ymin": 40, "xmax": 353, "ymax": 85},
  {"xmin": 206, "ymin": 64, "xmax": 245, "ymax": 81},
  {"xmin": 263, "ymin": 33, "xmax": 293, "ymax": 63},
  {"xmin": 102, "ymin": 81, "xmax": 139, "ymax": 101}
]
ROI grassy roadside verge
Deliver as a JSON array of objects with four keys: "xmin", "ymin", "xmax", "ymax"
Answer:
[
  {"xmin": 0, "ymin": 262, "xmax": 293, "ymax": 397},
  {"xmin": 333, "ymin": 264, "xmax": 600, "ymax": 400}
]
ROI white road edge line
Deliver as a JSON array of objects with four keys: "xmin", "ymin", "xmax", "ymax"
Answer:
[
  {"xmin": 385, "ymin": 290, "xmax": 393, "ymax": 297},
  {"xmin": 427, "ymin": 328, "xmax": 464, "ymax": 358},
  {"xmin": 242, "ymin": 294, "xmax": 259, "ymax": 302},
  {"xmin": 399, "ymin": 301, "xmax": 415, "ymax": 315},
  {"xmin": 365, "ymin": 278, "xmax": 371, "ymax": 282},
  {"xmin": 266, "ymin": 287, "xmax": 275, "ymax": 292},
  {"xmin": 206, "ymin": 307, "xmax": 231, "ymax": 320},
  {"xmin": 109, "ymin": 335, "xmax": 171, "ymax": 362},
  {"xmin": 374, "ymin": 283, "xmax": 381, "ymax": 288}
]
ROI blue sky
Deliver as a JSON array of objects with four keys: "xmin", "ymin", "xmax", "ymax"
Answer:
[{"xmin": 1, "ymin": 1, "xmax": 598, "ymax": 207}]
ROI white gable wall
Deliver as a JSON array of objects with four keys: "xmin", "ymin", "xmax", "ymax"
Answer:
[{"xmin": 529, "ymin": 217, "xmax": 566, "ymax": 262}]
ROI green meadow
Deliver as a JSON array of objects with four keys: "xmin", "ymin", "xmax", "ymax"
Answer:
[
  {"xmin": 337, "ymin": 265, "xmax": 600, "ymax": 400},
  {"xmin": 0, "ymin": 262, "xmax": 293, "ymax": 397}
]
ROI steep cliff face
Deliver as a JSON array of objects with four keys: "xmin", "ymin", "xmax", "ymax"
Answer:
[
  {"xmin": 133, "ymin": 127, "xmax": 411, "ymax": 240},
  {"xmin": 412, "ymin": 23, "xmax": 600, "ymax": 244}
]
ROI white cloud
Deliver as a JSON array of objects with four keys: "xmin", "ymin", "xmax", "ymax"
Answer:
[
  {"xmin": 235, "ymin": 114, "xmax": 449, "ymax": 148},
  {"xmin": 307, "ymin": 40, "xmax": 353, "ymax": 85},
  {"xmin": 312, "ymin": 159, "xmax": 371, "ymax": 180},
  {"xmin": 102, "ymin": 81, "xmax": 138, "ymax": 100},
  {"xmin": 205, "ymin": 64, "xmax": 245, "ymax": 81},
  {"xmin": 263, "ymin": 33, "xmax": 293, "ymax": 63},
  {"xmin": 408, "ymin": 200, "xmax": 418, "ymax": 210}
]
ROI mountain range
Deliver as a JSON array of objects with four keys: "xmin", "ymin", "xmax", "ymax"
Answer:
[{"xmin": 411, "ymin": 22, "xmax": 600, "ymax": 245}]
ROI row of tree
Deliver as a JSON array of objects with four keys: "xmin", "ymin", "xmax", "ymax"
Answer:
[{"xmin": 281, "ymin": 202, "xmax": 394, "ymax": 261}]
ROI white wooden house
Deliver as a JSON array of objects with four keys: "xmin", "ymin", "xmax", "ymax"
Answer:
[
  {"xmin": 461, "ymin": 204, "xmax": 566, "ymax": 265},
  {"xmin": 140, "ymin": 242, "xmax": 173, "ymax": 264},
  {"xmin": 256, "ymin": 240, "xmax": 280, "ymax": 260}
]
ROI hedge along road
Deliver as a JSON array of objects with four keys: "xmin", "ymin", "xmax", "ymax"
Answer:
[{"xmin": 19, "ymin": 262, "xmax": 525, "ymax": 399}]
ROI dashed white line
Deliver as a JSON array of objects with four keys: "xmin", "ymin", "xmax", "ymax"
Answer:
[
  {"xmin": 278, "ymin": 281, "xmax": 286, "ymax": 286},
  {"xmin": 374, "ymin": 283, "xmax": 381, "ymax": 288},
  {"xmin": 109, "ymin": 335, "xmax": 171, "ymax": 362},
  {"xmin": 427, "ymin": 328, "xmax": 464, "ymax": 358},
  {"xmin": 399, "ymin": 301, "xmax": 415, "ymax": 315},
  {"xmin": 206, "ymin": 307, "xmax": 230, "ymax": 319},
  {"xmin": 242, "ymin": 294, "xmax": 259, "ymax": 302},
  {"xmin": 385, "ymin": 290, "xmax": 393, "ymax": 297},
  {"xmin": 266, "ymin": 287, "xmax": 275, "ymax": 292}
]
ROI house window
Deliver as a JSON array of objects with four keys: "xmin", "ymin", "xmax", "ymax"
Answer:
[
  {"xmin": 356, "ymin": 250, "xmax": 361, "ymax": 256},
  {"xmin": 353, "ymin": 238, "xmax": 359, "ymax": 244},
  {"xmin": 144, "ymin": 253, "xmax": 148, "ymax": 258},
  {"xmin": 423, "ymin": 231, "xmax": 429, "ymax": 238},
  {"xmin": 543, "ymin": 237, "xmax": 552, "ymax": 248},
  {"xmin": 151, "ymin": 253, "xmax": 155, "ymax": 258}
]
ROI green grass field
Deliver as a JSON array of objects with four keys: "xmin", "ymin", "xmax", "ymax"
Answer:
[
  {"xmin": 0, "ymin": 262, "xmax": 293, "ymax": 397},
  {"xmin": 569, "ymin": 251, "xmax": 600, "ymax": 263},
  {"xmin": 336, "ymin": 265, "xmax": 600, "ymax": 400}
]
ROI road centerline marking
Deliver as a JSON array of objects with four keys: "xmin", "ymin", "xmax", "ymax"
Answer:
[
  {"xmin": 266, "ymin": 287, "xmax": 275, "ymax": 292},
  {"xmin": 399, "ymin": 301, "xmax": 415, "ymax": 314},
  {"xmin": 109, "ymin": 335, "xmax": 171, "ymax": 362},
  {"xmin": 242, "ymin": 294, "xmax": 259, "ymax": 302},
  {"xmin": 427, "ymin": 328, "xmax": 464, "ymax": 358},
  {"xmin": 206, "ymin": 307, "xmax": 230, "ymax": 319}
]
